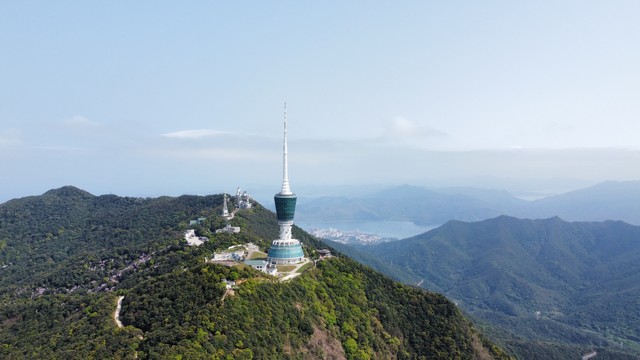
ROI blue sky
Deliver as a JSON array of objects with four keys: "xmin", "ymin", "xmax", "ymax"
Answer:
[{"xmin": 1, "ymin": 2, "xmax": 639, "ymax": 202}]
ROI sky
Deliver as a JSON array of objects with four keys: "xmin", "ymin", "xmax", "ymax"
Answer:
[{"xmin": 1, "ymin": 1, "xmax": 639, "ymax": 203}]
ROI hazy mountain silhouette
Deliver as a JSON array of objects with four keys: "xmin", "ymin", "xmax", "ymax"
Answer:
[{"xmin": 297, "ymin": 180, "xmax": 640, "ymax": 226}]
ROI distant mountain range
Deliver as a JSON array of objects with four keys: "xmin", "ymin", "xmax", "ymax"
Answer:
[
  {"xmin": 296, "ymin": 180, "xmax": 640, "ymax": 226},
  {"xmin": 338, "ymin": 216, "xmax": 640, "ymax": 359}
]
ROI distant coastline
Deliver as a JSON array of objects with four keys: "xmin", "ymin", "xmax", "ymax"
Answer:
[{"xmin": 297, "ymin": 220, "xmax": 436, "ymax": 244}]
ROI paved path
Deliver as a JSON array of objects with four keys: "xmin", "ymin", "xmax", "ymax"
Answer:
[
  {"xmin": 114, "ymin": 296, "xmax": 124, "ymax": 328},
  {"xmin": 280, "ymin": 258, "xmax": 311, "ymax": 281},
  {"xmin": 220, "ymin": 289, "xmax": 235, "ymax": 306}
]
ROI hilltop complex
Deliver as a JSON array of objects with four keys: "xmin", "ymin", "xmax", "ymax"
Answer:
[
  {"xmin": 235, "ymin": 187, "xmax": 252, "ymax": 209},
  {"xmin": 267, "ymin": 104, "xmax": 305, "ymax": 265}
]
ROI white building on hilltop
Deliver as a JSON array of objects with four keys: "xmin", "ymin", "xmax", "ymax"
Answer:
[
  {"xmin": 245, "ymin": 259, "xmax": 278, "ymax": 276},
  {"xmin": 184, "ymin": 229, "xmax": 208, "ymax": 246},
  {"xmin": 215, "ymin": 224, "xmax": 240, "ymax": 234},
  {"xmin": 236, "ymin": 187, "xmax": 253, "ymax": 209}
]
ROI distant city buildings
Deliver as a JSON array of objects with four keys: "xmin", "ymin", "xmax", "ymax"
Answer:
[{"xmin": 309, "ymin": 227, "xmax": 383, "ymax": 244}]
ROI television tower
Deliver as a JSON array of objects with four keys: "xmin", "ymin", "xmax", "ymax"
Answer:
[{"xmin": 268, "ymin": 103, "xmax": 304, "ymax": 264}]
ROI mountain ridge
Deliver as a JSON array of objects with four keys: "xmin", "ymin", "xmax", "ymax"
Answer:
[
  {"xmin": 345, "ymin": 215, "xmax": 640, "ymax": 359},
  {"xmin": 0, "ymin": 186, "xmax": 511, "ymax": 359},
  {"xmin": 297, "ymin": 180, "xmax": 640, "ymax": 226}
]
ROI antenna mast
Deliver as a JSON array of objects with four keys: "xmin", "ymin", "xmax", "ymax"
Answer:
[{"xmin": 280, "ymin": 102, "xmax": 292, "ymax": 195}]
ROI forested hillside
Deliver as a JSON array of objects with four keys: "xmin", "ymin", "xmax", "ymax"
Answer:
[
  {"xmin": 349, "ymin": 216, "xmax": 640, "ymax": 359},
  {"xmin": 0, "ymin": 186, "xmax": 221, "ymax": 297},
  {"xmin": 0, "ymin": 187, "xmax": 511, "ymax": 359}
]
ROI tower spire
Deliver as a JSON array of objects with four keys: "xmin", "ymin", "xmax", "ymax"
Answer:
[
  {"xmin": 280, "ymin": 102, "xmax": 292, "ymax": 195},
  {"xmin": 269, "ymin": 102, "xmax": 303, "ymax": 265}
]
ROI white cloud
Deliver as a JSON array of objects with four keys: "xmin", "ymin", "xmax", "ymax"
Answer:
[
  {"xmin": 162, "ymin": 129, "xmax": 228, "ymax": 139},
  {"xmin": 383, "ymin": 116, "xmax": 447, "ymax": 140},
  {"xmin": 166, "ymin": 147, "xmax": 277, "ymax": 160},
  {"xmin": 151, "ymin": 132, "xmax": 278, "ymax": 161},
  {"xmin": 63, "ymin": 115, "xmax": 102, "ymax": 128},
  {"xmin": 376, "ymin": 116, "xmax": 450, "ymax": 150}
]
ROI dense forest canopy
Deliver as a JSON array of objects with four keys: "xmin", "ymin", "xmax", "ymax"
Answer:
[
  {"xmin": 0, "ymin": 187, "xmax": 511, "ymax": 359},
  {"xmin": 345, "ymin": 216, "xmax": 640, "ymax": 359}
]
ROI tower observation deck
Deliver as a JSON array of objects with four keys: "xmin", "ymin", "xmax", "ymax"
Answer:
[{"xmin": 267, "ymin": 103, "xmax": 304, "ymax": 265}]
